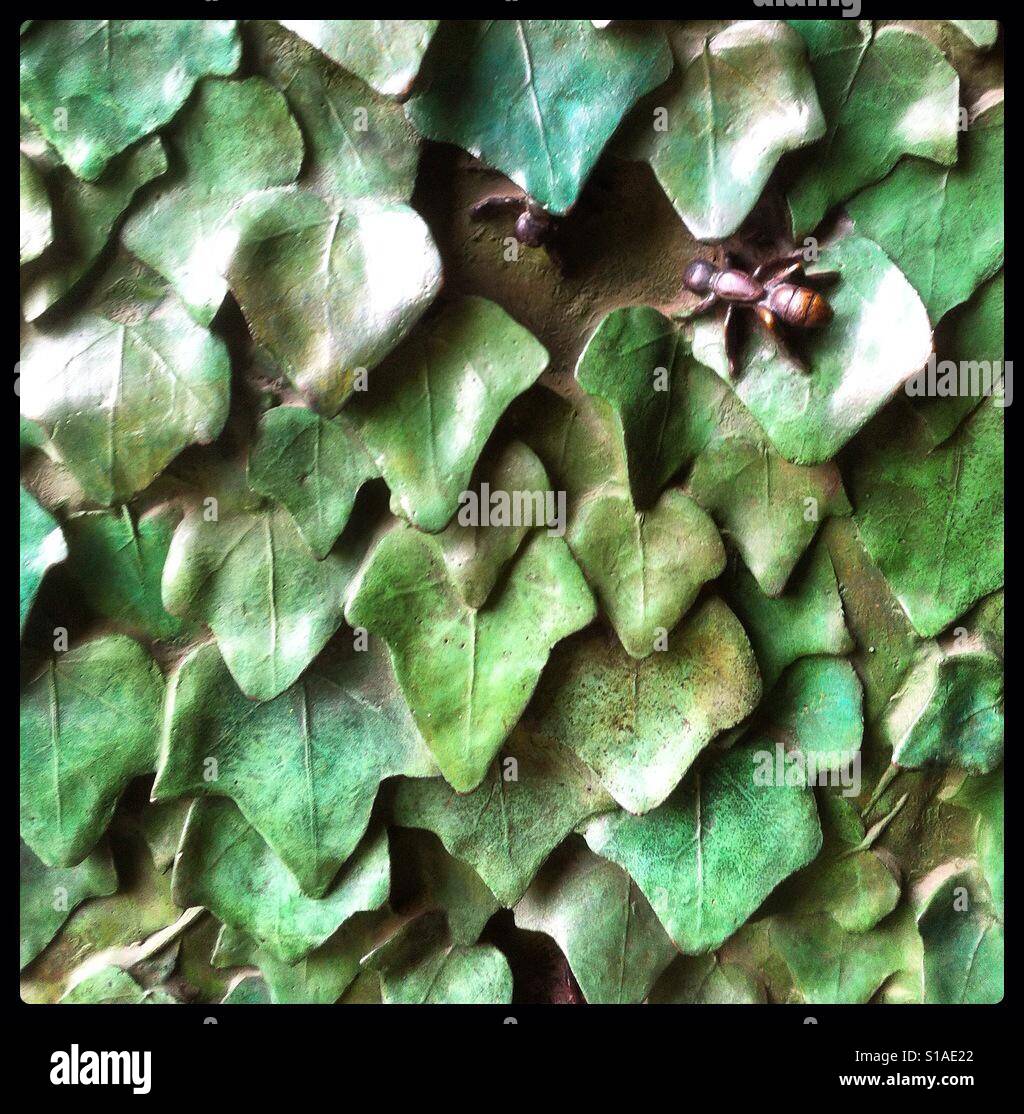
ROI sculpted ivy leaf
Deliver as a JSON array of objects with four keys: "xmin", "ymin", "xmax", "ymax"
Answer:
[
  {"xmin": 346, "ymin": 524, "xmax": 595, "ymax": 792},
  {"xmin": 773, "ymin": 794, "xmax": 899, "ymax": 934},
  {"xmin": 428, "ymin": 440, "xmax": 551, "ymax": 608},
  {"xmin": 228, "ymin": 189, "xmax": 442, "ymax": 417},
  {"xmin": 371, "ymin": 913, "xmax": 513, "ymax": 1005},
  {"xmin": 19, "ymin": 298, "xmax": 231, "ymax": 505},
  {"xmin": 122, "ymin": 77, "xmax": 304, "ymax": 325},
  {"xmin": 20, "ymin": 152, "xmax": 51, "ymax": 264},
  {"xmin": 621, "ymin": 20, "xmax": 824, "ymax": 241},
  {"xmin": 918, "ymin": 872, "xmax": 1002, "ymax": 1003},
  {"xmin": 350, "ymin": 297, "xmax": 549, "ymax": 531},
  {"xmin": 947, "ymin": 21, "xmax": 999, "ymax": 48},
  {"xmin": 64, "ymin": 505, "xmax": 186, "ymax": 641},
  {"xmin": 761, "ymin": 656, "xmax": 864, "ymax": 774},
  {"xmin": 60, "ymin": 965, "xmax": 174, "ymax": 1004},
  {"xmin": 533, "ymin": 597, "xmax": 761, "ymax": 813},
  {"xmin": 567, "ymin": 486, "xmax": 725, "ymax": 658},
  {"xmin": 253, "ymin": 21, "xmax": 422, "ymax": 205},
  {"xmin": 726, "ymin": 541, "xmax": 853, "ymax": 689},
  {"xmin": 577, "ymin": 306, "xmax": 853, "ymax": 594},
  {"xmin": 221, "ymin": 975, "xmax": 272, "ymax": 1005},
  {"xmin": 686, "ymin": 434, "xmax": 850, "ymax": 598},
  {"xmin": 784, "ymin": 21, "xmax": 959, "ymax": 239},
  {"xmin": 822, "ymin": 516, "xmax": 923, "ymax": 727},
  {"xmin": 406, "ymin": 19, "xmax": 672, "ymax": 214},
  {"xmin": 392, "ymin": 729, "xmax": 613, "ymax": 906},
  {"xmin": 514, "ymin": 838, "xmax": 676, "ymax": 1004},
  {"xmin": 20, "ymin": 635, "xmax": 162, "ymax": 867},
  {"xmin": 19, "ymin": 20, "xmax": 241, "ymax": 180},
  {"xmin": 584, "ymin": 739, "xmax": 822, "ymax": 953},
  {"xmin": 950, "ymin": 768, "xmax": 1003, "ymax": 918},
  {"xmin": 212, "ymin": 911, "xmax": 390, "ymax": 1004},
  {"xmin": 173, "ymin": 800, "xmax": 389, "ymax": 964},
  {"xmin": 21, "ymin": 840, "xmax": 117, "ymax": 969},
  {"xmin": 21, "ymin": 132, "xmax": 167, "ymax": 322},
  {"xmin": 691, "ymin": 233, "xmax": 933, "ymax": 465},
  {"xmin": 769, "ymin": 904, "xmax": 923, "ymax": 1004},
  {"xmin": 248, "ymin": 407, "xmax": 379, "ymax": 560},
  {"xmin": 278, "ymin": 20, "xmax": 439, "ymax": 99},
  {"xmin": 155, "ymin": 638, "xmax": 435, "ymax": 897},
  {"xmin": 20, "ymin": 487, "xmax": 66, "ymax": 633},
  {"xmin": 649, "ymin": 954, "xmax": 765, "ymax": 1004},
  {"xmin": 847, "ymin": 395, "xmax": 1003, "ymax": 637},
  {"xmin": 849, "ymin": 94, "xmax": 1003, "ymax": 326},
  {"xmin": 882, "ymin": 644, "xmax": 1003, "ymax": 774},
  {"xmin": 162, "ymin": 500, "xmax": 363, "ymax": 702},
  {"xmin": 389, "ymin": 828, "xmax": 500, "ymax": 946}
]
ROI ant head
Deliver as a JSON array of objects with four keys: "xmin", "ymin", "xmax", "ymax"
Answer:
[{"xmin": 683, "ymin": 258, "xmax": 717, "ymax": 294}]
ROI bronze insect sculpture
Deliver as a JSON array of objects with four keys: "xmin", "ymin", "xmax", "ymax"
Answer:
[
  {"xmin": 469, "ymin": 189, "xmax": 566, "ymax": 271},
  {"xmin": 683, "ymin": 251, "xmax": 836, "ymax": 378}
]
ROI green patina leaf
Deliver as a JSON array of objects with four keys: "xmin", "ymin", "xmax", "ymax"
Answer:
[
  {"xmin": 20, "ymin": 299, "xmax": 231, "ymax": 505},
  {"xmin": 406, "ymin": 19, "xmax": 671, "ymax": 215},
  {"xmin": 254, "ymin": 21, "xmax": 423, "ymax": 205},
  {"xmin": 427, "ymin": 440, "xmax": 551, "ymax": 609},
  {"xmin": 882, "ymin": 644, "xmax": 1003, "ymax": 774},
  {"xmin": 947, "ymin": 21, "xmax": 999, "ymax": 49},
  {"xmin": 584, "ymin": 739, "xmax": 822, "ymax": 953},
  {"xmin": 122, "ymin": 77, "xmax": 305, "ymax": 325},
  {"xmin": 350, "ymin": 297, "xmax": 549, "ymax": 532},
  {"xmin": 155, "ymin": 637, "xmax": 434, "ymax": 897},
  {"xmin": 533, "ymin": 597, "xmax": 761, "ymax": 813},
  {"xmin": 163, "ymin": 499, "xmax": 364, "ymax": 702},
  {"xmin": 20, "ymin": 20, "xmax": 241, "ymax": 180},
  {"xmin": 950, "ymin": 768, "xmax": 1003, "ymax": 918},
  {"xmin": 20, "ymin": 486, "xmax": 67, "ymax": 633},
  {"xmin": 567, "ymin": 486, "xmax": 725, "ymax": 658},
  {"xmin": 21, "ymin": 130, "xmax": 167, "ymax": 321},
  {"xmin": 785, "ymin": 21, "xmax": 959, "ymax": 238},
  {"xmin": 279, "ymin": 20, "xmax": 439, "ymax": 98},
  {"xmin": 229, "ymin": 189, "xmax": 442, "ymax": 417},
  {"xmin": 60, "ymin": 965, "xmax": 175, "ymax": 1004},
  {"xmin": 173, "ymin": 799, "xmax": 390, "ymax": 964},
  {"xmin": 392, "ymin": 729, "xmax": 613, "ymax": 907},
  {"xmin": 848, "ymin": 395, "xmax": 1004, "ymax": 638},
  {"xmin": 248, "ymin": 407, "xmax": 379, "ymax": 560},
  {"xmin": 21, "ymin": 635, "xmax": 162, "ymax": 867},
  {"xmin": 692, "ymin": 233, "xmax": 933, "ymax": 465},
  {"xmin": 514, "ymin": 837, "xmax": 676, "ymax": 1004},
  {"xmin": 918, "ymin": 872, "xmax": 1002, "ymax": 1004},
  {"xmin": 623, "ymin": 20, "xmax": 824, "ymax": 240},
  {"xmin": 64, "ymin": 505, "xmax": 186, "ymax": 641},
  {"xmin": 849, "ymin": 94, "xmax": 1003, "ymax": 326},
  {"xmin": 726, "ymin": 541, "xmax": 853, "ymax": 690},
  {"xmin": 21, "ymin": 839, "xmax": 117, "ymax": 970},
  {"xmin": 346, "ymin": 524, "xmax": 595, "ymax": 792},
  {"xmin": 649, "ymin": 954, "xmax": 766, "ymax": 1004}
]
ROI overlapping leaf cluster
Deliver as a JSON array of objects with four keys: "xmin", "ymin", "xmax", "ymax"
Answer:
[{"xmin": 20, "ymin": 18, "xmax": 1002, "ymax": 1005}]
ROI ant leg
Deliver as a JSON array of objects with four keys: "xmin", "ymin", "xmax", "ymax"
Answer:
[
  {"xmin": 470, "ymin": 194, "xmax": 523, "ymax": 221},
  {"xmin": 692, "ymin": 292, "xmax": 719, "ymax": 316},
  {"xmin": 723, "ymin": 305, "xmax": 742, "ymax": 379}
]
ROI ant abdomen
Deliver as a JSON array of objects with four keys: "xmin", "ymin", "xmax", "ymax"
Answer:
[{"xmin": 766, "ymin": 283, "xmax": 832, "ymax": 328}]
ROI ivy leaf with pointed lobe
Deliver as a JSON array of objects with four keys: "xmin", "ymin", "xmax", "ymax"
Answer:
[
  {"xmin": 20, "ymin": 486, "xmax": 67, "ymax": 634},
  {"xmin": 20, "ymin": 296, "xmax": 231, "ymax": 506},
  {"xmin": 406, "ymin": 19, "xmax": 672, "ymax": 215},
  {"xmin": 849, "ymin": 93, "xmax": 1003, "ymax": 326},
  {"xmin": 173, "ymin": 800, "xmax": 390, "ymax": 964},
  {"xmin": 620, "ymin": 20, "xmax": 824, "ymax": 241},
  {"xmin": 918, "ymin": 872, "xmax": 1002, "ymax": 1004},
  {"xmin": 392, "ymin": 729, "xmax": 613, "ymax": 906},
  {"xmin": 784, "ymin": 21, "xmax": 959, "ymax": 239},
  {"xmin": 584, "ymin": 738, "xmax": 822, "ymax": 953},
  {"xmin": 514, "ymin": 838, "xmax": 676, "ymax": 1004},
  {"xmin": 20, "ymin": 152, "xmax": 51, "ymax": 265},
  {"xmin": 533, "ymin": 597, "xmax": 761, "ymax": 814},
  {"xmin": 155, "ymin": 637, "xmax": 435, "ymax": 897},
  {"xmin": 346, "ymin": 523, "xmax": 595, "ymax": 792},
  {"xmin": 350, "ymin": 297, "xmax": 550, "ymax": 532},
  {"xmin": 279, "ymin": 20, "xmax": 439, "ymax": 99},
  {"xmin": 21, "ymin": 635, "xmax": 162, "ymax": 867},
  {"xmin": 20, "ymin": 20, "xmax": 241, "ymax": 180}
]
